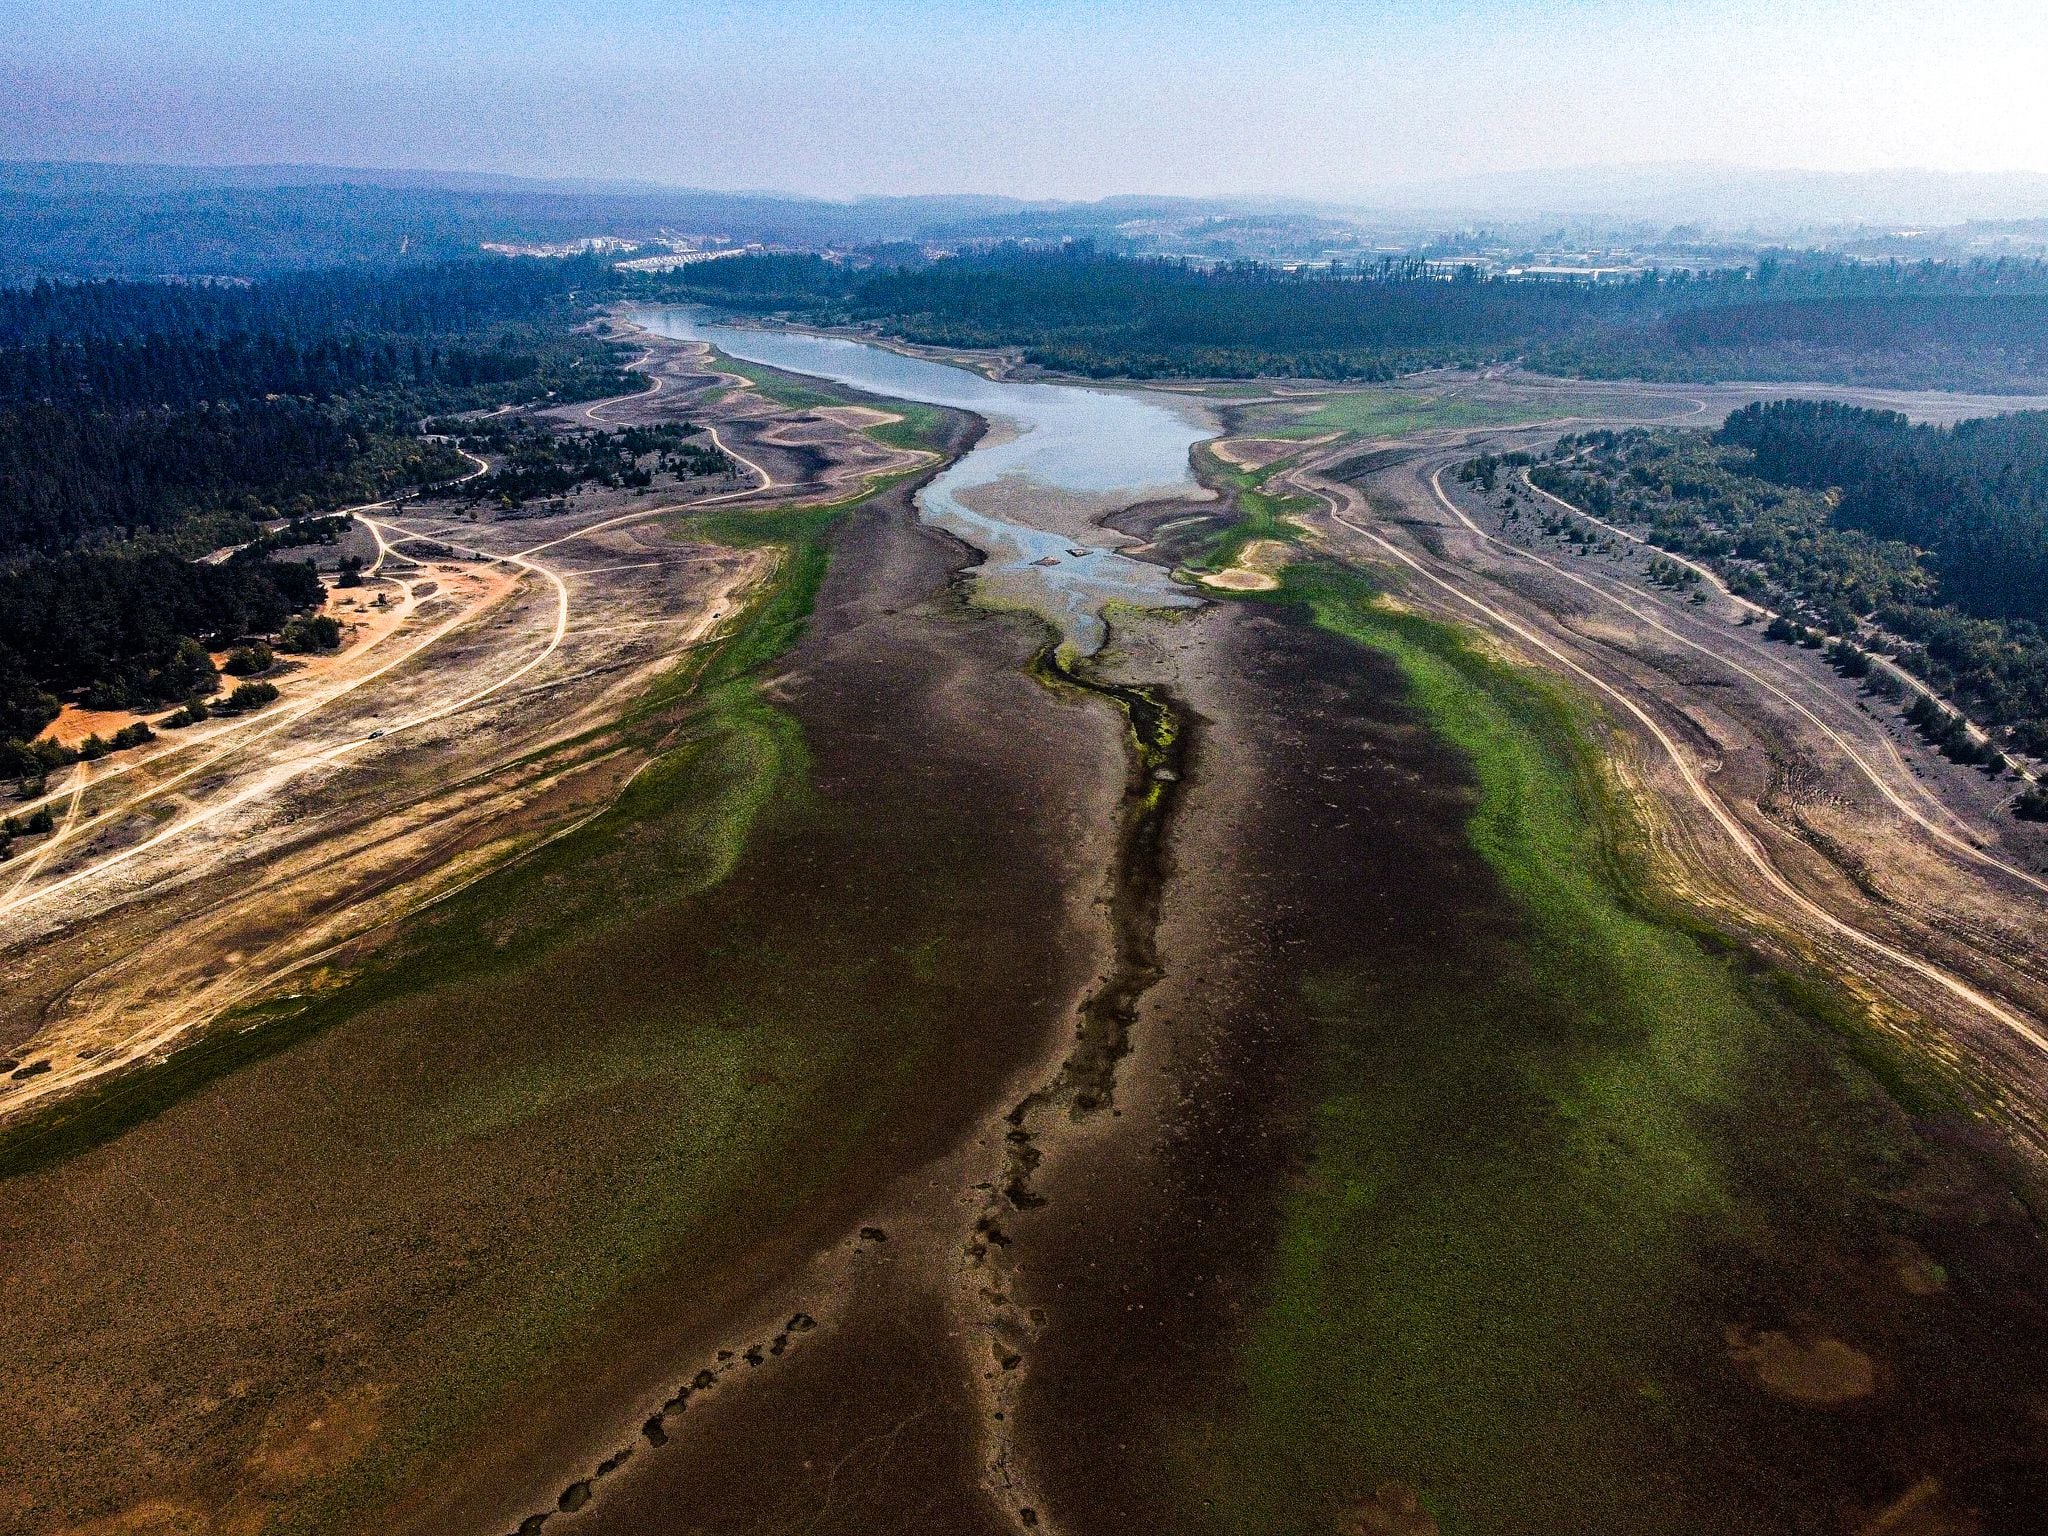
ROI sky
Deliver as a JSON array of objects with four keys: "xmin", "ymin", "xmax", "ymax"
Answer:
[{"xmin": 6, "ymin": 0, "xmax": 2048, "ymax": 202}]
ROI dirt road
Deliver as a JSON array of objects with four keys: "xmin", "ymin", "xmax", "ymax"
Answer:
[
  {"xmin": 1271, "ymin": 425, "xmax": 2048, "ymax": 1147},
  {"xmin": 0, "ymin": 336, "xmax": 896, "ymax": 1118}
]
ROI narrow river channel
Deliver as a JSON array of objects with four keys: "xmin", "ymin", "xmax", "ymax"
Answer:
[{"xmin": 633, "ymin": 307, "xmax": 1214, "ymax": 652}]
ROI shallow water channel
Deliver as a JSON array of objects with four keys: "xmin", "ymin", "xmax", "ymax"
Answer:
[{"xmin": 633, "ymin": 307, "xmax": 1214, "ymax": 653}]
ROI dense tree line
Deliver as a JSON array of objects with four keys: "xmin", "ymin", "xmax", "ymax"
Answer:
[
  {"xmin": 0, "ymin": 256, "xmax": 638, "ymax": 553},
  {"xmin": 0, "ymin": 332, "xmax": 544, "ymax": 413},
  {"xmin": 1528, "ymin": 415, "xmax": 2048, "ymax": 760},
  {"xmin": 0, "ymin": 255, "xmax": 619, "ymax": 349},
  {"xmin": 1717, "ymin": 400, "xmax": 2048, "ymax": 621},
  {"xmin": 0, "ymin": 550, "xmax": 321, "ymax": 701},
  {"xmin": 646, "ymin": 245, "xmax": 2048, "ymax": 389},
  {"xmin": 0, "ymin": 551, "xmax": 322, "ymax": 750},
  {"xmin": 0, "ymin": 256, "xmax": 639, "ymax": 777},
  {"xmin": 0, "ymin": 397, "xmax": 466, "ymax": 556}
]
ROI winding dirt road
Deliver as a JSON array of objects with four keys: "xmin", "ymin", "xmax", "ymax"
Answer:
[
  {"xmin": 1261, "ymin": 424, "xmax": 2048, "ymax": 1104},
  {"xmin": 0, "ymin": 332, "xmax": 960, "ymax": 1124}
]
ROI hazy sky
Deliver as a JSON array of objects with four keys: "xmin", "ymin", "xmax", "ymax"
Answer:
[{"xmin": 7, "ymin": 0, "xmax": 2048, "ymax": 199}]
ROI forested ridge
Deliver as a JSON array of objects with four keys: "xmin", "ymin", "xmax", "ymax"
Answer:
[
  {"xmin": 0, "ymin": 256, "xmax": 633, "ymax": 771},
  {"xmin": 1719, "ymin": 400, "xmax": 2048, "ymax": 621},
  {"xmin": 651, "ymin": 245, "xmax": 2048, "ymax": 389},
  {"xmin": 0, "ymin": 398, "xmax": 466, "ymax": 557},
  {"xmin": 1524, "ymin": 402, "xmax": 2048, "ymax": 766}
]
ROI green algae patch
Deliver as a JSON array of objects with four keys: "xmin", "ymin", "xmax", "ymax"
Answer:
[
  {"xmin": 1181, "ymin": 440, "xmax": 1312, "ymax": 583},
  {"xmin": 1251, "ymin": 389, "xmax": 1552, "ymax": 441},
  {"xmin": 1191, "ymin": 486, "xmax": 1313, "ymax": 577},
  {"xmin": 714, "ymin": 354, "xmax": 951, "ymax": 454},
  {"xmin": 0, "ymin": 495, "xmax": 948, "ymax": 1534},
  {"xmin": 1189, "ymin": 560, "xmax": 2038, "ymax": 1536}
]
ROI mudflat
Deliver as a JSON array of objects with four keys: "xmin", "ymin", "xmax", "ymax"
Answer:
[{"xmin": 9, "ymin": 331, "xmax": 2048, "ymax": 1536}]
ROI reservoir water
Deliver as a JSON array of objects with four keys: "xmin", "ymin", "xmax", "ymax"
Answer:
[{"xmin": 632, "ymin": 307, "xmax": 1214, "ymax": 653}]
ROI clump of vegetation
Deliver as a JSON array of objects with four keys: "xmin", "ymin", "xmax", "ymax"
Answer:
[
  {"xmin": 1824, "ymin": 636, "xmax": 1871, "ymax": 677},
  {"xmin": 232, "ymin": 515, "xmax": 354, "ymax": 561},
  {"xmin": 3, "ymin": 806, "xmax": 55, "ymax": 838},
  {"xmin": 1457, "ymin": 451, "xmax": 1534, "ymax": 494},
  {"xmin": 429, "ymin": 420, "xmax": 730, "ymax": 507},
  {"xmin": 1905, "ymin": 693, "xmax": 2002, "ymax": 767},
  {"xmin": 224, "ymin": 642, "xmax": 274, "ymax": 677},
  {"xmin": 217, "ymin": 681, "xmax": 280, "ymax": 714},
  {"xmin": 278, "ymin": 614, "xmax": 343, "ymax": 653}
]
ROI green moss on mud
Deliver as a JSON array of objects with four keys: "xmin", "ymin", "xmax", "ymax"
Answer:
[
  {"xmin": 1252, "ymin": 390, "xmax": 1546, "ymax": 441},
  {"xmin": 1181, "ymin": 442, "xmax": 1312, "ymax": 575},
  {"xmin": 1190, "ymin": 561, "xmax": 2014, "ymax": 1536},
  {"xmin": 714, "ymin": 354, "xmax": 950, "ymax": 453},
  {"xmin": 1191, "ymin": 486, "xmax": 1313, "ymax": 573}
]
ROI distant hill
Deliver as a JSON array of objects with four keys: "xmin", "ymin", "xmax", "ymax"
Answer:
[
  {"xmin": 14, "ymin": 158, "xmax": 2048, "ymax": 285},
  {"xmin": 1366, "ymin": 164, "xmax": 2048, "ymax": 231},
  {"xmin": 0, "ymin": 161, "xmax": 1257, "ymax": 282}
]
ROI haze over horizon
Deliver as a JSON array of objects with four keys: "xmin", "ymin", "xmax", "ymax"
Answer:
[{"xmin": 8, "ymin": 0, "xmax": 2048, "ymax": 206}]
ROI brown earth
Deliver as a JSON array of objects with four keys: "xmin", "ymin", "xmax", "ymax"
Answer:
[
  {"xmin": 9, "ymin": 346, "xmax": 2048, "ymax": 1536},
  {"xmin": 1272, "ymin": 417, "xmax": 2048, "ymax": 1161},
  {"xmin": 0, "ymin": 323, "xmax": 950, "ymax": 1114}
]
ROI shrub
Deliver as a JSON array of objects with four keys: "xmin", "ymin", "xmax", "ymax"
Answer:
[
  {"xmin": 1826, "ymin": 638, "xmax": 1872, "ymax": 678},
  {"xmin": 1, "ymin": 738, "xmax": 68, "ymax": 782},
  {"xmin": 218, "ymin": 681, "xmax": 280, "ymax": 714},
  {"xmin": 154, "ymin": 636, "xmax": 220, "ymax": 700},
  {"xmin": 278, "ymin": 614, "xmax": 343, "ymax": 653},
  {"xmin": 224, "ymin": 643, "xmax": 274, "ymax": 677}
]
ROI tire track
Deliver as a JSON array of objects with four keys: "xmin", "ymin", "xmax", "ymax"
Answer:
[{"xmin": 1296, "ymin": 468, "xmax": 2048, "ymax": 1058}]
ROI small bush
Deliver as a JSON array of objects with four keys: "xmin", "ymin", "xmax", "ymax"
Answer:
[
  {"xmin": 1826, "ymin": 638, "xmax": 1871, "ymax": 678},
  {"xmin": 278, "ymin": 614, "xmax": 343, "ymax": 653},
  {"xmin": 224, "ymin": 643, "xmax": 274, "ymax": 677},
  {"xmin": 218, "ymin": 681, "xmax": 280, "ymax": 715}
]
